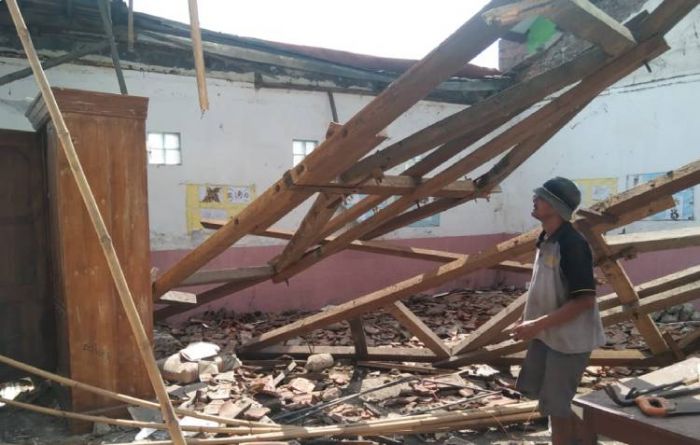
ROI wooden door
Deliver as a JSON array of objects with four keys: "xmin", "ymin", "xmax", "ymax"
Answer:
[{"xmin": 0, "ymin": 129, "xmax": 55, "ymax": 381}]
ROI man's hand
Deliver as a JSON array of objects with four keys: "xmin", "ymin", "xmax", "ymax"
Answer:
[{"xmin": 511, "ymin": 317, "xmax": 545, "ymax": 341}]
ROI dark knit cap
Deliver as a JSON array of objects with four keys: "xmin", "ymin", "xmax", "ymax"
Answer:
[{"xmin": 533, "ymin": 177, "xmax": 582, "ymax": 220}]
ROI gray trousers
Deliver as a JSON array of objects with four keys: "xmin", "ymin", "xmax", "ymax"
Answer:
[{"xmin": 516, "ymin": 339, "xmax": 591, "ymax": 417}]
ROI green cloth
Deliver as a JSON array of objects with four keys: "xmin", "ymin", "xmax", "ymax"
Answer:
[{"xmin": 527, "ymin": 16, "xmax": 557, "ymax": 53}]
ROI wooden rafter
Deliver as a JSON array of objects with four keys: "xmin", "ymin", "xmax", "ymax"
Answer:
[
  {"xmin": 271, "ymin": 37, "xmax": 668, "ymax": 283},
  {"xmin": 152, "ymin": 0, "xmax": 511, "ymax": 297}
]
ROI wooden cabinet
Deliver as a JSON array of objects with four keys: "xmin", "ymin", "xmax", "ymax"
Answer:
[
  {"xmin": 0, "ymin": 129, "xmax": 55, "ymax": 381},
  {"xmin": 27, "ymin": 88, "xmax": 154, "ymax": 413}
]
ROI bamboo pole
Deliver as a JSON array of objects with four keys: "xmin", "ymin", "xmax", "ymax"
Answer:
[
  {"xmin": 128, "ymin": 0, "xmax": 135, "ymax": 51},
  {"xmin": 4, "ymin": 1, "xmax": 186, "ymax": 443},
  {"xmin": 0, "ymin": 397, "xmax": 281, "ymax": 435},
  {"xmin": 111, "ymin": 402, "xmax": 539, "ymax": 444},
  {"xmin": 0, "ymin": 353, "xmax": 279, "ymax": 430},
  {"xmin": 188, "ymin": 0, "xmax": 209, "ymax": 112}
]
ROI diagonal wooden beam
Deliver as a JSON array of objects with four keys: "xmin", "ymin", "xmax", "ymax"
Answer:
[
  {"xmin": 152, "ymin": 1, "xmax": 511, "ymax": 297},
  {"xmin": 386, "ymin": 302, "xmax": 451, "ymax": 359},
  {"xmin": 291, "ymin": 176, "xmax": 488, "ymax": 199},
  {"xmin": 0, "ymin": 40, "xmax": 110, "ymax": 87},
  {"xmin": 272, "ymin": 37, "xmax": 668, "ymax": 283},
  {"xmin": 579, "ymin": 223, "xmax": 669, "ymax": 355}
]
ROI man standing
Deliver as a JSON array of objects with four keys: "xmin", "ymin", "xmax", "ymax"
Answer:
[{"xmin": 513, "ymin": 177, "xmax": 606, "ymax": 445}]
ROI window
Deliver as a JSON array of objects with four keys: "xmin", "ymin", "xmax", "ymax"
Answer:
[
  {"xmin": 293, "ymin": 139, "xmax": 317, "ymax": 166},
  {"xmin": 147, "ymin": 132, "xmax": 182, "ymax": 165}
]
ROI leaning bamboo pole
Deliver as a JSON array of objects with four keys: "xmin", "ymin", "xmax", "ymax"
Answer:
[
  {"xmin": 0, "ymin": 397, "xmax": 279, "ymax": 435},
  {"xmin": 0, "ymin": 353, "xmax": 279, "ymax": 430},
  {"xmin": 4, "ymin": 1, "xmax": 187, "ymax": 443},
  {"xmin": 112, "ymin": 402, "xmax": 540, "ymax": 444},
  {"xmin": 187, "ymin": 0, "xmax": 209, "ymax": 111}
]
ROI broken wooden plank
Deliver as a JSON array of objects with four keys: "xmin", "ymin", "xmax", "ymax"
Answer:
[
  {"xmin": 0, "ymin": 40, "xmax": 110, "ymax": 87},
  {"xmin": 386, "ymin": 301, "xmax": 451, "ymax": 359},
  {"xmin": 548, "ymin": 0, "xmax": 636, "ymax": 56},
  {"xmin": 152, "ymin": 2, "xmax": 510, "ymax": 297},
  {"xmin": 489, "ymin": 348, "xmax": 670, "ymax": 367},
  {"xmin": 187, "ymin": 0, "xmax": 209, "ymax": 111},
  {"xmin": 240, "ymin": 346, "xmax": 437, "ymax": 362},
  {"xmin": 97, "ymin": 0, "xmax": 128, "ymax": 94},
  {"xmin": 4, "ymin": 1, "xmax": 184, "ymax": 442},
  {"xmin": 180, "ymin": 265, "xmax": 274, "ymax": 287}
]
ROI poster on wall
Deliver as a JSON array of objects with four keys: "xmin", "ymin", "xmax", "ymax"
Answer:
[
  {"xmin": 340, "ymin": 194, "xmax": 440, "ymax": 229},
  {"xmin": 626, "ymin": 172, "xmax": 695, "ymax": 221},
  {"xmin": 573, "ymin": 178, "xmax": 618, "ymax": 208},
  {"xmin": 186, "ymin": 183, "xmax": 256, "ymax": 232}
]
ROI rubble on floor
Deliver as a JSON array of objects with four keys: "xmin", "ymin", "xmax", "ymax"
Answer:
[{"xmin": 1, "ymin": 288, "xmax": 697, "ymax": 444}]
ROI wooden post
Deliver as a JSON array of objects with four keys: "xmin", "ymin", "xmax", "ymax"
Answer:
[
  {"xmin": 4, "ymin": 2, "xmax": 186, "ymax": 443},
  {"xmin": 128, "ymin": 0, "xmax": 135, "ymax": 51},
  {"xmin": 187, "ymin": 0, "xmax": 209, "ymax": 112},
  {"xmin": 348, "ymin": 318, "xmax": 369, "ymax": 359},
  {"xmin": 97, "ymin": 0, "xmax": 128, "ymax": 94}
]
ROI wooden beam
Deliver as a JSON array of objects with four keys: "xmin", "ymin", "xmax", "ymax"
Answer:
[
  {"xmin": 386, "ymin": 302, "xmax": 451, "ymax": 359},
  {"xmin": 348, "ymin": 318, "xmax": 369, "ymax": 359},
  {"xmin": 240, "ymin": 346, "xmax": 438, "ymax": 362},
  {"xmin": 340, "ymin": 37, "xmax": 611, "ymax": 184},
  {"xmin": 547, "ymin": 0, "xmax": 637, "ymax": 56},
  {"xmin": 180, "ymin": 265, "xmax": 274, "ymax": 287},
  {"xmin": 97, "ymin": 0, "xmax": 128, "ymax": 94},
  {"xmin": 239, "ymin": 169, "xmax": 694, "ymax": 353},
  {"xmin": 187, "ymin": 0, "xmax": 209, "ymax": 112},
  {"xmin": 489, "ymin": 348, "xmax": 670, "ymax": 367},
  {"xmin": 3, "ymin": 1, "xmax": 185, "ymax": 443},
  {"xmin": 291, "ymin": 176, "xmax": 490, "ymax": 199},
  {"xmin": 273, "ymin": 37, "xmax": 668, "ymax": 283},
  {"xmin": 152, "ymin": 1, "xmax": 510, "ymax": 297},
  {"xmin": 0, "ymin": 40, "xmax": 110, "ymax": 87},
  {"xmin": 605, "ymin": 227, "xmax": 700, "ymax": 259},
  {"xmin": 580, "ymin": 223, "xmax": 669, "ymax": 355}
]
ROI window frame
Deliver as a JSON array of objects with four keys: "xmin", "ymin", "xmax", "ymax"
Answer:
[{"xmin": 147, "ymin": 131, "xmax": 182, "ymax": 166}]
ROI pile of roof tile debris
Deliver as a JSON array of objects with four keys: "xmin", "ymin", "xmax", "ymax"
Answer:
[{"xmin": 141, "ymin": 288, "xmax": 699, "ymax": 444}]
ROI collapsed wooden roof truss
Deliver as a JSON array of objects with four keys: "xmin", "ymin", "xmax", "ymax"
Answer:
[{"xmin": 143, "ymin": 0, "xmax": 700, "ymax": 366}]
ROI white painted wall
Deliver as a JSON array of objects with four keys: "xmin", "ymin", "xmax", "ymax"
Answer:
[{"xmin": 0, "ymin": 0, "xmax": 698, "ymax": 252}]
